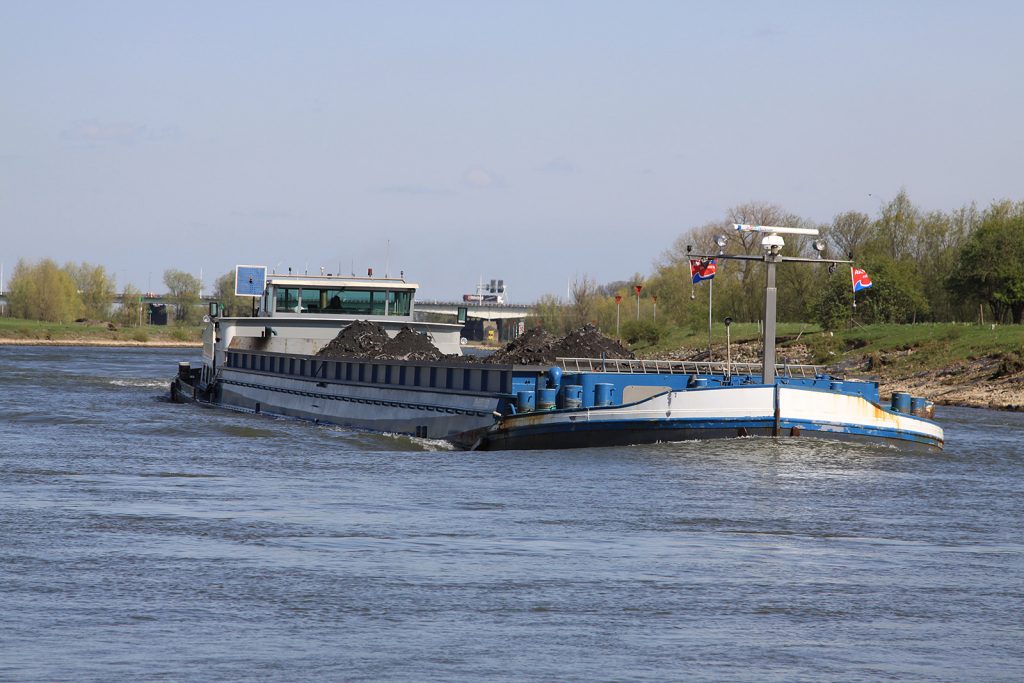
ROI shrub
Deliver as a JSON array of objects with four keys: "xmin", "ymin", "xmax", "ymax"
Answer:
[
  {"xmin": 620, "ymin": 319, "xmax": 663, "ymax": 346},
  {"xmin": 811, "ymin": 276, "xmax": 853, "ymax": 331},
  {"xmin": 65, "ymin": 262, "xmax": 116, "ymax": 320},
  {"xmin": 8, "ymin": 259, "xmax": 81, "ymax": 322},
  {"xmin": 164, "ymin": 269, "xmax": 201, "ymax": 324}
]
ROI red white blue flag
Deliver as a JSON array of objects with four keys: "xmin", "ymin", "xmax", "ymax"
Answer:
[
  {"xmin": 690, "ymin": 259, "xmax": 716, "ymax": 284},
  {"xmin": 851, "ymin": 267, "xmax": 873, "ymax": 292}
]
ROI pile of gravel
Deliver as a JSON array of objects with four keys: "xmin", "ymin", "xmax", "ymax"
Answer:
[
  {"xmin": 557, "ymin": 324, "xmax": 634, "ymax": 361},
  {"xmin": 317, "ymin": 321, "xmax": 447, "ymax": 361},
  {"xmin": 486, "ymin": 327, "xmax": 559, "ymax": 365},
  {"xmin": 383, "ymin": 327, "xmax": 446, "ymax": 361},
  {"xmin": 486, "ymin": 324, "xmax": 634, "ymax": 365},
  {"xmin": 317, "ymin": 321, "xmax": 392, "ymax": 359},
  {"xmin": 317, "ymin": 320, "xmax": 633, "ymax": 365}
]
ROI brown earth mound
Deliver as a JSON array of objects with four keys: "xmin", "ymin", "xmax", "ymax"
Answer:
[
  {"xmin": 383, "ymin": 326, "xmax": 445, "ymax": 361},
  {"xmin": 486, "ymin": 324, "xmax": 634, "ymax": 365},
  {"xmin": 317, "ymin": 320, "xmax": 391, "ymax": 358},
  {"xmin": 318, "ymin": 320, "xmax": 633, "ymax": 366},
  {"xmin": 486, "ymin": 327, "xmax": 558, "ymax": 365},
  {"xmin": 557, "ymin": 324, "xmax": 634, "ymax": 361},
  {"xmin": 317, "ymin": 321, "xmax": 447, "ymax": 361}
]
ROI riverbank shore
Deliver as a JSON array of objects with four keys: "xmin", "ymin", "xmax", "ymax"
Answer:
[
  {"xmin": 879, "ymin": 357, "xmax": 1024, "ymax": 412},
  {"xmin": 0, "ymin": 338, "xmax": 200, "ymax": 348}
]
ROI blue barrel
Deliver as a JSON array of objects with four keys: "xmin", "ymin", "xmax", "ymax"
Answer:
[
  {"xmin": 910, "ymin": 396, "xmax": 928, "ymax": 416},
  {"xmin": 537, "ymin": 388, "xmax": 557, "ymax": 410},
  {"xmin": 692, "ymin": 378, "xmax": 709, "ymax": 388},
  {"xmin": 516, "ymin": 391, "xmax": 535, "ymax": 413},
  {"xmin": 891, "ymin": 392, "xmax": 911, "ymax": 413},
  {"xmin": 830, "ymin": 381, "xmax": 844, "ymax": 392},
  {"xmin": 594, "ymin": 383, "xmax": 615, "ymax": 406},
  {"xmin": 560, "ymin": 384, "xmax": 583, "ymax": 409},
  {"xmin": 547, "ymin": 366, "xmax": 563, "ymax": 390}
]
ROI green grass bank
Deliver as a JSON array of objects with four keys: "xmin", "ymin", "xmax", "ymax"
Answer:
[{"xmin": 0, "ymin": 318, "xmax": 202, "ymax": 346}]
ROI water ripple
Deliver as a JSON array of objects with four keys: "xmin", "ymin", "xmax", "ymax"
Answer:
[{"xmin": 0, "ymin": 347, "xmax": 1022, "ymax": 682}]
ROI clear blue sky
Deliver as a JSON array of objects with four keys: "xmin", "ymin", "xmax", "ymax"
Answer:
[{"xmin": 2, "ymin": 1, "xmax": 1021, "ymax": 301}]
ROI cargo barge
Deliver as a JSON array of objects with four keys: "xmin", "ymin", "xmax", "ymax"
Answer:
[{"xmin": 171, "ymin": 256, "xmax": 943, "ymax": 451}]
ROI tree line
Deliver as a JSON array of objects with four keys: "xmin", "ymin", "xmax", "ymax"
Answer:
[
  {"xmin": 6, "ymin": 190, "xmax": 1022, "ymax": 333},
  {"xmin": 4, "ymin": 262, "xmax": 253, "ymax": 325},
  {"xmin": 537, "ymin": 191, "xmax": 1024, "ymax": 336}
]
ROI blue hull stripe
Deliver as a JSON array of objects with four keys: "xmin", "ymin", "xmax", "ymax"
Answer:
[{"xmin": 493, "ymin": 415, "xmax": 942, "ymax": 449}]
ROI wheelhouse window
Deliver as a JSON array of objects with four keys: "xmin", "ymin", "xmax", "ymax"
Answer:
[
  {"xmin": 273, "ymin": 286, "xmax": 413, "ymax": 315},
  {"xmin": 323, "ymin": 289, "xmax": 345, "ymax": 312},
  {"xmin": 388, "ymin": 290, "xmax": 412, "ymax": 316},
  {"xmin": 301, "ymin": 288, "xmax": 322, "ymax": 313},
  {"xmin": 276, "ymin": 287, "xmax": 301, "ymax": 312},
  {"xmin": 340, "ymin": 289, "xmax": 373, "ymax": 315}
]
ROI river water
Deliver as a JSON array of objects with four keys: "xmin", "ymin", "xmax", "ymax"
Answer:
[{"xmin": 1, "ymin": 345, "xmax": 1022, "ymax": 682}]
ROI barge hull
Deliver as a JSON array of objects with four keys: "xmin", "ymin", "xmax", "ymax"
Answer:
[
  {"xmin": 482, "ymin": 385, "xmax": 944, "ymax": 451},
  {"xmin": 482, "ymin": 418, "xmax": 942, "ymax": 451}
]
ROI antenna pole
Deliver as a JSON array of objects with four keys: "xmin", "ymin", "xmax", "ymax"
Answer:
[
  {"xmin": 762, "ymin": 255, "xmax": 779, "ymax": 385},
  {"xmin": 726, "ymin": 322, "xmax": 732, "ymax": 379},
  {"xmin": 708, "ymin": 278, "xmax": 713, "ymax": 361}
]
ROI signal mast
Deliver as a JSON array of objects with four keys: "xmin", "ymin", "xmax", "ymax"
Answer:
[{"xmin": 688, "ymin": 224, "xmax": 851, "ymax": 385}]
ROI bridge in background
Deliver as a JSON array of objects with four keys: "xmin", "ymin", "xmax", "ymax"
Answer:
[
  {"xmin": 415, "ymin": 300, "xmax": 532, "ymax": 320},
  {"xmin": 415, "ymin": 301, "xmax": 534, "ymax": 343}
]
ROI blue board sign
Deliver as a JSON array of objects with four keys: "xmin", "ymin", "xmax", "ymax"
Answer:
[{"xmin": 234, "ymin": 265, "xmax": 267, "ymax": 297}]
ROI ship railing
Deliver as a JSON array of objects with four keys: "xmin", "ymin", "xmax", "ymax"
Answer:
[{"xmin": 555, "ymin": 357, "xmax": 827, "ymax": 378}]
